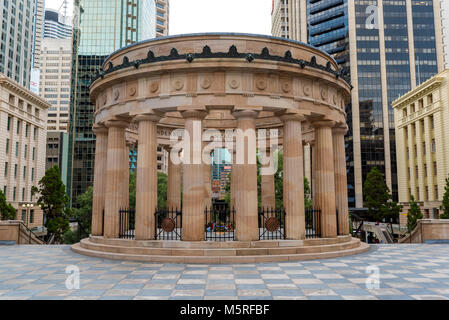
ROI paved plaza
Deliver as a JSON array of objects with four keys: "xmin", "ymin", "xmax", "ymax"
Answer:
[{"xmin": 0, "ymin": 244, "xmax": 449, "ymax": 300}]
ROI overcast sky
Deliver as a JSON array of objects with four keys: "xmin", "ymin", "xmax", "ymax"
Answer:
[{"xmin": 45, "ymin": 0, "xmax": 272, "ymax": 35}]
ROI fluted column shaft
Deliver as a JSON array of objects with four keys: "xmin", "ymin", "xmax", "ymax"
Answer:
[
  {"xmin": 260, "ymin": 147, "xmax": 275, "ymax": 209},
  {"xmin": 124, "ymin": 143, "xmax": 130, "ymax": 209},
  {"xmin": 181, "ymin": 109, "xmax": 207, "ymax": 241},
  {"xmin": 104, "ymin": 120, "xmax": 129, "ymax": 238},
  {"xmin": 166, "ymin": 147, "xmax": 182, "ymax": 209},
  {"xmin": 135, "ymin": 115, "xmax": 160, "ymax": 240},
  {"xmin": 281, "ymin": 114, "xmax": 305, "ymax": 240},
  {"xmin": 333, "ymin": 126, "xmax": 349, "ymax": 235},
  {"xmin": 313, "ymin": 120, "xmax": 337, "ymax": 238},
  {"xmin": 92, "ymin": 124, "xmax": 108, "ymax": 236},
  {"xmin": 233, "ymin": 110, "xmax": 259, "ymax": 241},
  {"xmin": 230, "ymin": 148, "xmax": 236, "ymax": 209}
]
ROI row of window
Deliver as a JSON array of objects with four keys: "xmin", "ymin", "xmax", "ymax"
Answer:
[
  {"xmin": 5, "ymin": 139, "xmax": 36, "ymax": 160},
  {"xmin": 2, "ymin": 185, "xmax": 34, "ymax": 203},
  {"xmin": 402, "ymin": 94, "xmax": 434, "ymax": 117},
  {"xmin": 4, "ymin": 162, "xmax": 35, "ymax": 181}
]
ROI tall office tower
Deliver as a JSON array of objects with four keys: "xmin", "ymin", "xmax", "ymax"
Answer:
[
  {"xmin": 32, "ymin": 0, "xmax": 45, "ymax": 69},
  {"xmin": 442, "ymin": 0, "xmax": 449, "ymax": 68},
  {"xmin": 155, "ymin": 0, "xmax": 169, "ymax": 37},
  {"xmin": 43, "ymin": 9, "xmax": 73, "ymax": 39},
  {"xmin": 271, "ymin": 0, "xmax": 307, "ymax": 42},
  {"xmin": 68, "ymin": 0, "xmax": 156, "ymax": 206},
  {"xmin": 271, "ymin": 0, "xmax": 444, "ymax": 209},
  {"xmin": 0, "ymin": 0, "xmax": 38, "ymax": 88}
]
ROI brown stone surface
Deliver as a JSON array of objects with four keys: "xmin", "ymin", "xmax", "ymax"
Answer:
[{"xmin": 333, "ymin": 126, "xmax": 350, "ymax": 235}]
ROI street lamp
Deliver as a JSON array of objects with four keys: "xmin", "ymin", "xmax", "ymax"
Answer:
[{"xmin": 21, "ymin": 203, "xmax": 34, "ymax": 228}]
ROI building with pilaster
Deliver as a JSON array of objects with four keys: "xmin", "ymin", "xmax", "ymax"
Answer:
[
  {"xmin": 271, "ymin": 0, "xmax": 445, "ymax": 210},
  {"xmin": 393, "ymin": 69, "xmax": 449, "ymax": 224},
  {"xmin": 0, "ymin": 75, "xmax": 49, "ymax": 228},
  {"xmin": 155, "ymin": 0, "xmax": 169, "ymax": 37}
]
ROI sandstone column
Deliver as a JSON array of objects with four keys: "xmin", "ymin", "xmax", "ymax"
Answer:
[
  {"xmin": 104, "ymin": 120, "xmax": 129, "ymax": 238},
  {"xmin": 124, "ymin": 142, "xmax": 131, "ymax": 210},
  {"xmin": 135, "ymin": 114, "xmax": 161, "ymax": 240},
  {"xmin": 280, "ymin": 112, "xmax": 305, "ymax": 240},
  {"xmin": 203, "ymin": 142, "xmax": 212, "ymax": 209},
  {"xmin": 333, "ymin": 125, "xmax": 350, "ymax": 235},
  {"xmin": 233, "ymin": 109, "xmax": 259, "ymax": 241},
  {"xmin": 260, "ymin": 147, "xmax": 276, "ymax": 209},
  {"xmin": 230, "ymin": 148, "xmax": 236, "ymax": 210},
  {"xmin": 92, "ymin": 124, "xmax": 108, "ymax": 236},
  {"xmin": 312, "ymin": 120, "xmax": 337, "ymax": 238},
  {"xmin": 166, "ymin": 146, "xmax": 182, "ymax": 209},
  {"xmin": 181, "ymin": 108, "xmax": 207, "ymax": 241}
]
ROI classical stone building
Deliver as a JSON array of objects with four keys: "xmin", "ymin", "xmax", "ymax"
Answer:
[
  {"xmin": 71, "ymin": 34, "xmax": 370, "ymax": 263},
  {"xmin": 0, "ymin": 75, "xmax": 49, "ymax": 229},
  {"xmin": 393, "ymin": 69, "xmax": 449, "ymax": 225}
]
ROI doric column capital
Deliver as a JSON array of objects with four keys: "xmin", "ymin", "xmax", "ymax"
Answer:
[
  {"xmin": 232, "ymin": 109, "xmax": 259, "ymax": 120},
  {"xmin": 310, "ymin": 119, "xmax": 336, "ymax": 129},
  {"xmin": 104, "ymin": 119, "xmax": 130, "ymax": 129},
  {"xmin": 92, "ymin": 123, "xmax": 108, "ymax": 135},
  {"xmin": 275, "ymin": 110, "xmax": 306, "ymax": 123},
  {"xmin": 332, "ymin": 123, "xmax": 349, "ymax": 135},
  {"xmin": 134, "ymin": 111, "xmax": 163, "ymax": 123},
  {"xmin": 178, "ymin": 105, "xmax": 208, "ymax": 120}
]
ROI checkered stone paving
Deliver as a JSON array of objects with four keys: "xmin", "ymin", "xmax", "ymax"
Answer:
[{"xmin": 0, "ymin": 244, "xmax": 449, "ymax": 300}]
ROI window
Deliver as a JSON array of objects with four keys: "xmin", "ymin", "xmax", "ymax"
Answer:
[
  {"xmin": 15, "ymin": 142, "xmax": 18, "ymax": 157},
  {"xmin": 25, "ymin": 124, "xmax": 29, "ymax": 137},
  {"xmin": 3, "ymin": 186, "xmax": 6, "ymax": 197},
  {"xmin": 23, "ymin": 166, "xmax": 26, "ymax": 179},
  {"xmin": 29, "ymin": 210, "xmax": 34, "ymax": 223},
  {"xmin": 16, "ymin": 120, "xmax": 20, "ymax": 134},
  {"xmin": 24, "ymin": 145, "xmax": 27, "ymax": 159},
  {"xmin": 7, "ymin": 116, "xmax": 11, "ymax": 131},
  {"xmin": 32, "ymin": 147, "xmax": 35, "ymax": 160},
  {"xmin": 422, "ymin": 142, "xmax": 426, "ymax": 155},
  {"xmin": 410, "ymin": 103, "xmax": 415, "ymax": 113},
  {"xmin": 418, "ymin": 99, "xmax": 423, "ymax": 109},
  {"xmin": 4, "ymin": 162, "xmax": 8, "ymax": 177},
  {"xmin": 434, "ymin": 162, "xmax": 437, "ymax": 176},
  {"xmin": 425, "ymin": 187, "xmax": 429, "ymax": 201},
  {"xmin": 430, "ymin": 116, "xmax": 434, "ymax": 129},
  {"xmin": 416, "ymin": 166, "xmax": 419, "ymax": 177},
  {"xmin": 427, "ymin": 94, "xmax": 433, "ymax": 104},
  {"xmin": 13, "ymin": 187, "xmax": 16, "ymax": 201},
  {"xmin": 33, "ymin": 127, "xmax": 37, "ymax": 140},
  {"xmin": 31, "ymin": 168, "xmax": 34, "ymax": 181},
  {"xmin": 432, "ymin": 139, "xmax": 436, "ymax": 153},
  {"xmin": 21, "ymin": 209, "xmax": 26, "ymax": 221},
  {"xmin": 435, "ymin": 185, "xmax": 439, "ymax": 199},
  {"xmin": 14, "ymin": 164, "xmax": 17, "ymax": 178},
  {"xmin": 21, "ymin": 187, "xmax": 25, "ymax": 201},
  {"xmin": 5, "ymin": 139, "xmax": 9, "ymax": 154},
  {"xmin": 424, "ymin": 164, "xmax": 427, "ymax": 177}
]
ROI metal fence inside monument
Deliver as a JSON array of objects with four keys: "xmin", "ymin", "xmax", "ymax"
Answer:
[
  {"xmin": 205, "ymin": 204, "xmax": 235, "ymax": 241},
  {"xmin": 305, "ymin": 208, "xmax": 321, "ymax": 239},
  {"xmin": 258, "ymin": 207, "xmax": 286, "ymax": 240},
  {"xmin": 155, "ymin": 208, "xmax": 183, "ymax": 240},
  {"xmin": 119, "ymin": 208, "xmax": 135, "ymax": 239}
]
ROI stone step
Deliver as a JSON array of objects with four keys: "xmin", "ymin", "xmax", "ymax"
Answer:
[
  {"xmin": 71, "ymin": 241, "xmax": 370, "ymax": 264},
  {"xmin": 79, "ymin": 237, "xmax": 361, "ymax": 257}
]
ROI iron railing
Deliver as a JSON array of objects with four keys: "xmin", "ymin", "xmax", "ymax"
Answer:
[
  {"xmin": 205, "ymin": 206, "xmax": 235, "ymax": 241},
  {"xmin": 155, "ymin": 208, "xmax": 182, "ymax": 240},
  {"xmin": 305, "ymin": 208, "xmax": 321, "ymax": 239},
  {"xmin": 119, "ymin": 208, "xmax": 135, "ymax": 239},
  {"xmin": 258, "ymin": 207, "xmax": 286, "ymax": 240}
]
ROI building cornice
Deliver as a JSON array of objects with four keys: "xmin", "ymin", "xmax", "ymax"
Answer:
[
  {"xmin": 392, "ymin": 71, "xmax": 448, "ymax": 109},
  {"xmin": 0, "ymin": 75, "xmax": 51, "ymax": 109}
]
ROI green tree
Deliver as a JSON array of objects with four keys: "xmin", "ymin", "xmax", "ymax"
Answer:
[
  {"xmin": 63, "ymin": 186, "xmax": 93, "ymax": 244},
  {"xmin": 157, "ymin": 172, "xmax": 168, "ymax": 208},
  {"xmin": 0, "ymin": 190, "xmax": 16, "ymax": 220},
  {"xmin": 274, "ymin": 151, "xmax": 284, "ymax": 209},
  {"xmin": 440, "ymin": 176, "xmax": 449, "ymax": 219},
  {"xmin": 407, "ymin": 195, "xmax": 423, "ymax": 232},
  {"xmin": 31, "ymin": 166, "xmax": 70, "ymax": 243},
  {"xmin": 304, "ymin": 177, "xmax": 313, "ymax": 210},
  {"xmin": 363, "ymin": 167, "xmax": 402, "ymax": 222},
  {"xmin": 129, "ymin": 170, "xmax": 136, "ymax": 209}
]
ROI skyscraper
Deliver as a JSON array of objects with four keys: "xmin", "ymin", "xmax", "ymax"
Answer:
[
  {"xmin": 68, "ymin": 0, "xmax": 156, "ymax": 205},
  {"xmin": 43, "ymin": 8, "xmax": 73, "ymax": 39},
  {"xmin": 442, "ymin": 0, "xmax": 449, "ymax": 68},
  {"xmin": 0, "ymin": 0, "xmax": 40, "ymax": 88},
  {"xmin": 272, "ymin": 0, "xmax": 444, "ymax": 209},
  {"xmin": 155, "ymin": 0, "xmax": 169, "ymax": 37}
]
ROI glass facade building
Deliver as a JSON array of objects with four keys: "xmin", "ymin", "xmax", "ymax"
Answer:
[
  {"xmin": 68, "ymin": 0, "xmax": 155, "ymax": 205},
  {"xmin": 273, "ymin": 0, "xmax": 444, "ymax": 208}
]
